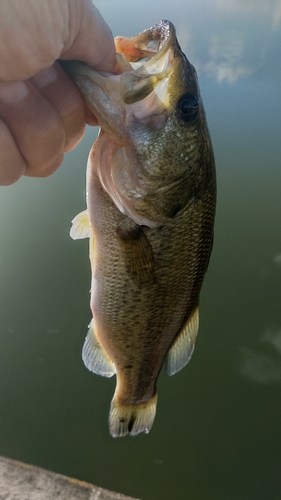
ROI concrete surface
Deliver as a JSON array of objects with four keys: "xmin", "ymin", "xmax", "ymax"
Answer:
[{"xmin": 0, "ymin": 456, "xmax": 142, "ymax": 500}]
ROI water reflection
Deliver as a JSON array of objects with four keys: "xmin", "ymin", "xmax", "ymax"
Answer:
[
  {"xmin": 274, "ymin": 253, "xmax": 281, "ymax": 264},
  {"xmin": 240, "ymin": 329, "xmax": 281, "ymax": 383},
  {"xmin": 202, "ymin": 33, "xmax": 254, "ymax": 83},
  {"xmin": 215, "ymin": 0, "xmax": 281, "ymax": 28}
]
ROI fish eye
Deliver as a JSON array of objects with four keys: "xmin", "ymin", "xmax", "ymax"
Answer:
[{"xmin": 177, "ymin": 93, "xmax": 199, "ymax": 122}]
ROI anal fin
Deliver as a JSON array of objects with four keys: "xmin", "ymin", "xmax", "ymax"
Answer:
[
  {"xmin": 82, "ymin": 319, "xmax": 116, "ymax": 378},
  {"xmin": 164, "ymin": 306, "xmax": 199, "ymax": 376},
  {"xmin": 70, "ymin": 210, "xmax": 91, "ymax": 240}
]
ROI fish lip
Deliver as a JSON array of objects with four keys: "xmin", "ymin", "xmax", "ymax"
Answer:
[
  {"xmin": 116, "ymin": 19, "xmax": 176, "ymax": 68},
  {"xmin": 60, "ymin": 20, "xmax": 180, "ymax": 110}
]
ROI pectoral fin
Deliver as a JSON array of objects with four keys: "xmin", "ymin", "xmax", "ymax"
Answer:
[
  {"xmin": 164, "ymin": 306, "xmax": 199, "ymax": 376},
  {"xmin": 82, "ymin": 319, "xmax": 116, "ymax": 378},
  {"xmin": 70, "ymin": 210, "xmax": 91, "ymax": 239},
  {"xmin": 116, "ymin": 221, "xmax": 155, "ymax": 287}
]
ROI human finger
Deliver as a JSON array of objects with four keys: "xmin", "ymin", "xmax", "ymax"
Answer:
[
  {"xmin": 0, "ymin": 120, "xmax": 27, "ymax": 185},
  {"xmin": 30, "ymin": 63, "xmax": 86, "ymax": 152},
  {"xmin": 61, "ymin": 2, "xmax": 117, "ymax": 72},
  {"xmin": 0, "ymin": 80, "xmax": 65, "ymax": 178},
  {"xmin": 0, "ymin": 1, "xmax": 117, "ymax": 81}
]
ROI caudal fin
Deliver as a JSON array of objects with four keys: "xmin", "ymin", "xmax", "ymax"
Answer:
[{"xmin": 109, "ymin": 392, "xmax": 158, "ymax": 437}]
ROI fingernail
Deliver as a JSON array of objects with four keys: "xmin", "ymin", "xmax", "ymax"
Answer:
[
  {"xmin": 31, "ymin": 66, "xmax": 58, "ymax": 88},
  {"xmin": 0, "ymin": 81, "xmax": 28, "ymax": 104}
]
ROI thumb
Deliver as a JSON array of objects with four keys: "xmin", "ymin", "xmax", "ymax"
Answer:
[{"xmin": 61, "ymin": 1, "xmax": 117, "ymax": 72}]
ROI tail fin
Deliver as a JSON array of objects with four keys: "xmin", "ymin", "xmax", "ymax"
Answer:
[{"xmin": 109, "ymin": 392, "xmax": 158, "ymax": 437}]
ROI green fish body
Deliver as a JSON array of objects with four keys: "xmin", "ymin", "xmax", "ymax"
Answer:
[{"xmin": 64, "ymin": 20, "xmax": 216, "ymax": 437}]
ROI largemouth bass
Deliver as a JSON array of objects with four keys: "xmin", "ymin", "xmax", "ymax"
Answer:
[{"xmin": 62, "ymin": 20, "xmax": 216, "ymax": 437}]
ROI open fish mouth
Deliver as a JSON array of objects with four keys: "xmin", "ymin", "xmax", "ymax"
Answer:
[
  {"xmin": 61, "ymin": 20, "xmax": 184, "ymax": 135},
  {"xmin": 114, "ymin": 20, "xmax": 180, "ymax": 107}
]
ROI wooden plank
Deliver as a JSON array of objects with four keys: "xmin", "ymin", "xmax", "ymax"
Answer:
[{"xmin": 0, "ymin": 456, "xmax": 142, "ymax": 500}]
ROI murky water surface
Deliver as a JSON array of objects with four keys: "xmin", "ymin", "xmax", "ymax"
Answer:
[{"xmin": 0, "ymin": 1, "xmax": 281, "ymax": 499}]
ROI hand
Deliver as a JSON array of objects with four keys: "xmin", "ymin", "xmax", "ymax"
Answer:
[{"xmin": 0, "ymin": 0, "xmax": 117, "ymax": 185}]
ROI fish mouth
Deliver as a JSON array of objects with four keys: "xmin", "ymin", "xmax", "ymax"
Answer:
[
  {"xmin": 114, "ymin": 20, "xmax": 180, "ymax": 107},
  {"xmin": 61, "ymin": 20, "xmax": 182, "ymax": 136}
]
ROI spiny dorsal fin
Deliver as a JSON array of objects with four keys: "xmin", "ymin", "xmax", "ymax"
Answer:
[
  {"xmin": 164, "ymin": 306, "xmax": 199, "ymax": 376},
  {"xmin": 109, "ymin": 392, "xmax": 158, "ymax": 437},
  {"xmin": 82, "ymin": 319, "xmax": 116, "ymax": 378},
  {"xmin": 70, "ymin": 210, "xmax": 91, "ymax": 240}
]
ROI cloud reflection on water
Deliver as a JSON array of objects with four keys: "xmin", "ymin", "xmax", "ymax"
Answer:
[
  {"xmin": 215, "ymin": 0, "xmax": 281, "ymax": 29},
  {"xmin": 273, "ymin": 253, "xmax": 281, "ymax": 265},
  {"xmin": 240, "ymin": 328, "xmax": 281, "ymax": 383},
  {"xmin": 202, "ymin": 33, "xmax": 254, "ymax": 83}
]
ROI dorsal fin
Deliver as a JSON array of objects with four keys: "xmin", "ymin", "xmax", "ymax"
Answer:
[
  {"xmin": 82, "ymin": 319, "xmax": 116, "ymax": 378},
  {"xmin": 164, "ymin": 306, "xmax": 199, "ymax": 376},
  {"xmin": 70, "ymin": 210, "xmax": 91, "ymax": 240}
]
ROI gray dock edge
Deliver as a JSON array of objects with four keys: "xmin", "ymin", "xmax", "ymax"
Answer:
[{"xmin": 0, "ymin": 456, "xmax": 142, "ymax": 500}]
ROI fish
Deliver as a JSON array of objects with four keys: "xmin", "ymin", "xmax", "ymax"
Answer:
[{"xmin": 61, "ymin": 20, "xmax": 216, "ymax": 437}]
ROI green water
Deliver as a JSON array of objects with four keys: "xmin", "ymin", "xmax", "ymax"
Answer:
[{"xmin": 1, "ymin": 1, "xmax": 281, "ymax": 499}]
